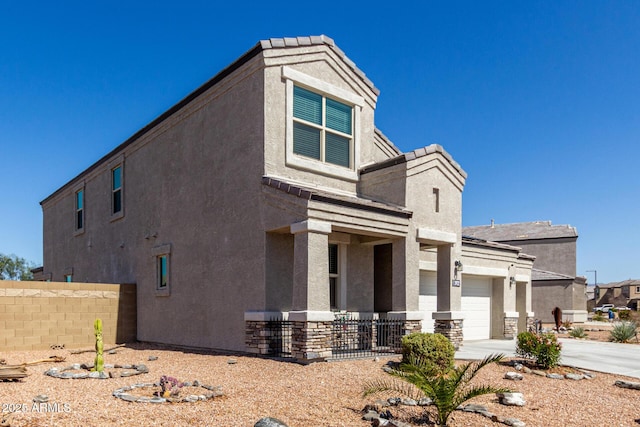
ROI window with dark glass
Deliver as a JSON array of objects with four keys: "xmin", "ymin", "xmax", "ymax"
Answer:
[
  {"xmin": 157, "ymin": 255, "xmax": 168, "ymax": 289},
  {"xmin": 112, "ymin": 166, "xmax": 122, "ymax": 214},
  {"xmin": 329, "ymin": 244, "xmax": 339, "ymax": 310},
  {"xmin": 293, "ymin": 86, "xmax": 353, "ymax": 168},
  {"xmin": 75, "ymin": 189, "xmax": 84, "ymax": 230}
]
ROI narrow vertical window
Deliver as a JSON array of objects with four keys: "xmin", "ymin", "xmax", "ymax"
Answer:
[
  {"xmin": 112, "ymin": 166, "xmax": 122, "ymax": 215},
  {"xmin": 157, "ymin": 255, "xmax": 168, "ymax": 289},
  {"xmin": 75, "ymin": 189, "xmax": 84, "ymax": 230},
  {"xmin": 329, "ymin": 244, "xmax": 339, "ymax": 310},
  {"xmin": 433, "ymin": 188, "xmax": 440, "ymax": 213}
]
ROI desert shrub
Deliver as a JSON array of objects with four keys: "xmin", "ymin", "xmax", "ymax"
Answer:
[
  {"xmin": 401, "ymin": 332, "xmax": 455, "ymax": 375},
  {"xmin": 609, "ymin": 321, "xmax": 638, "ymax": 343},
  {"xmin": 561, "ymin": 320, "xmax": 572, "ymax": 329},
  {"xmin": 618, "ymin": 310, "xmax": 632, "ymax": 321},
  {"xmin": 569, "ymin": 326, "xmax": 587, "ymax": 338},
  {"xmin": 516, "ymin": 331, "xmax": 562, "ymax": 369},
  {"xmin": 592, "ymin": 312, "xmax": 605, "ymax": 322}
]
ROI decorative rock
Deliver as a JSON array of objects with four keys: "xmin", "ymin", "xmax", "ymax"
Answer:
[
  {"xmin": 580, "ymin": 370, "xmax": 596, "ymax": 379},
  {"xmin": 107, "ymin": 349, "xmax": 117, "ymax": 355},
  {"xmin": 463, "ymin": 404, "xmax": 488, "ymax": 412},
  {"xmin": 400, "ymin": 398, "xmax": 417, "ymax": 406},
  {"xmin": 504, "ymin": 372, "xmax": 524, "ymax": 381},
  {"xmin": 522, "ymin": 366, "xmax": 532, "ymax": 374},
  {"xmin": 532, "ymin": 370, "xmax": 546, "ymax": 376},
  {"xmin": 184, "ymin": 395, "xmax": 199, "ymax": 402},
  {"xmin": 183, "ymin": 381, "xmax": 193, "ymax": 387},
  {"xmin": 513, "ymin": 363, "xmax": 524, "ymax": 371},
  {"xmin": 363, "ymin": 410, "xmax": 379, "ymax": 421},
  {"xmin": 104, "ymin": 364, "xmax": 115, "ymax": 369},
  {"xmin": 387, "ymin": 397, "xmax": 401, "ymax": 406},
  {"xmin": 33, "ymin": 395, "xmax": 48, "ymax": 403},
  {"xmin": 72, "ymin": 373, "xmax": 89, "ymax": 379},
  {"xmin": 503, "ymin": 417, "xmax": 526, "ymax": 427},
  {"xmin": 417, "ymin": 398, "xmax": 432, "ymax": 406},
  {"xmin": 227, "ymin": 359, "xmax": 237, "ymax": 365},
  {"xmin": 615, "ymin": 380, "xmax": 640, "ymax": 390},
  {"xmin": 149, "ymin": 397, "xmax": 166, "ymax": 404},
  {"xmin": 118, "ymin": 393, "xmax": 138, "ymax": 402},
  {"xmin": 497, "ymin": 392, "xmax": 526, "ymax": 407},
  {"xmin": 565, "ymin": 373, "xmax": 584, "ymax": 380},
  {"xmin": 109, "ymin": 371, "xmax": 121, "ymax": 378},
  {"xmin": 193, "ymin": 380, "xmax": 200, "ymax": 387},
  {"xmin": 254, "ymin": 417, "xmax": 289, "ymax": 427},
  {"xmin": 546, "ymin": 373, "xmax": 564, "ymax": 380},
  {"xmin": 148, "ymin": 356, "xmax": 158, "ymax": 361}
]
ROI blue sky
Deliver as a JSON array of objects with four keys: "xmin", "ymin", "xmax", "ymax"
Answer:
[{"xmin": 1, "ymin": 1, "xmax": 638, "ymax": 284}]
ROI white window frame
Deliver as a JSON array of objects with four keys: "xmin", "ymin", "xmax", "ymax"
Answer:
[
  {"xmin": 152, "ymin": 244, "xmax": 171, "ymax": 296},
  {"xmin": 73, "ymin": 182, "xmax": 85, "ymax": 236},
  {"xmin": 283, "ymin": 66, "xmax": 363, "ymax": 182}
]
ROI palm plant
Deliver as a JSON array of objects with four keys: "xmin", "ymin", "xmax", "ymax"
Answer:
[{"xmin": 363, "ymin": 353, "xmax": 510, "ymax": 426}]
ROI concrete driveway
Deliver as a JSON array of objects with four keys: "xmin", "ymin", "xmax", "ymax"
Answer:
[{"xmin": 455, "ymin": 338, "xmax": 640, "ymax": 379}]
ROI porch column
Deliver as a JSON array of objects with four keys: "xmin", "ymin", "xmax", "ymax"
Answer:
[
  {"xmin": 291, "ymin": 220, "xmax": 331, "ymax": 312},
  {"xmin": 492, "ymin": 276, "xmax": 519, "ymax": 340},
  {"xmin": 433, "ymin": 243, "xmax": 464, "ymax": 348},
  {"xmin": 515, "ymin": 275, "xmax": 535, "ymax": 333},
  {"xmin": 388, "ymin": 236, "xmax": 423, "ymax": 339},
  {"xmin": 289, "ymin": 220, "xmax": 333, "ymax": 362}
]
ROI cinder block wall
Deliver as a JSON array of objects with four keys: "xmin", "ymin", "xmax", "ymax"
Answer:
[{"xmin": 0, "ymin": 281, "xmax": 136, "ymax": 351}]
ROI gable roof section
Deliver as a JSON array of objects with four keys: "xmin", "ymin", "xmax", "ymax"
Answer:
[
  {"xmin": 532, "ymin": 268, "xmax": 576, "ymax": 281},
  {"xmin": 360, "ymin": 144, "xmax": 467, "ymax": 179},
  {"xmin": 463, "ymin": 221, "xmax": 578, "ymax": 242},
  {"xmin": 41, "ymin": 35, "xmax": 375, "ymax": 205},
  {"xmin": 262, "ymin": 176, "xmax": 412, "ymax": 219}
]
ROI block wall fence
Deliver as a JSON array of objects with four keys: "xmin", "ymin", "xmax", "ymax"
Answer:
[{"xmin": 0, "ymin": 280, "xmax": 136, "ymax": 351}]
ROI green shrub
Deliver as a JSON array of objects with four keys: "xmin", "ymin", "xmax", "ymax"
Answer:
[
  {"xmin": 401, "ymin": 332, "xmax": 455, "ymax": 375},
  {"xmin": 609, "ymin": 321, "xmax": 638, "ymax": 343},
  {"xmin": 516, "ymin": 331, "xmax": 562, "ymax": 369},
  {"xmin": 592, "ymin": 312, "xmax": 605, "ymax": 322},
  {"xmin": 569, "ymin": 326, "xmax": 588, "ymax": 339}
]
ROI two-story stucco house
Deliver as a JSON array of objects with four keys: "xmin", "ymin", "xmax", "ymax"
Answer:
[
  {"xmin": 41, "ymin": 36, "xmax": 535, "ymax": 362},
  {"xmin": 464, "ymin": 220, "xmax": 588, "ymax": 324}
]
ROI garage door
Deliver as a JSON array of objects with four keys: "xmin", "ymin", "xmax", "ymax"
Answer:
[
  {"xmin": 461, "ymin": 276, "xmax": 492, "ymax": 340},
  {"xmin": 419, "ymin": 271, "xmax": 436, "ymax": 333}
]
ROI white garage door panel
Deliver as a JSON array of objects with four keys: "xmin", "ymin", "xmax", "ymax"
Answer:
[
  {"xmin": 461, "ymin": 277, "xmax": 491, "ymax": 340},
  {"xmin": 419, "ymin": 271, "xmax": 437, "ymax": 333}
]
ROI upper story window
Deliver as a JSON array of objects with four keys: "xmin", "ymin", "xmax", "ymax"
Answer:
[
  {"xmin": 283, "ymin": 66, "xmax": 364, "ymax": 182},
  {"xmin": 75, "ymin": 189, "xmax": 84, "ymax": 231},
  {"xmin": 293, "ymin": 86, "xmax": 352, "ymax": 168},
  {"xmin": 111, "ymin": 165, "xmax": 122, "ymax": 215}
]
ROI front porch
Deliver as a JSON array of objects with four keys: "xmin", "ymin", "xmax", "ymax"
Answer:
[{"xmin": 245, "ymin": 311, "xmax": 420, "ymax": 361}]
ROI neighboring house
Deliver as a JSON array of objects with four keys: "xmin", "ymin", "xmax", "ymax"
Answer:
[
  {"xmin": 463, "ymin": 221, "xmax": 588, "ymax": 323},
  {"xmin": 595, "ymin": 280, "xmax": 640, "ymax": 310},
  {"xmin": 40, "ymin": 35, "xmax": 534, "ymax": 362}
]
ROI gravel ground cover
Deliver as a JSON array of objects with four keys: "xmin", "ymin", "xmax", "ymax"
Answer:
[{"xmin": 1, "ymin": 342, "xmax": 639, "ymax": 426}]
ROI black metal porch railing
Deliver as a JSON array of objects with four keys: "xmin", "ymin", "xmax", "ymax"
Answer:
[
  {"xmin": 261, "ymin": 317, "xmax": 405, "ymax": 361},
  {"xmin": 330, "ymin": 317, "xmax": 404, "ymax": 360},
  {"xmin": 264, "ymin": 319, "xmax": 293, "ymax": 359}
]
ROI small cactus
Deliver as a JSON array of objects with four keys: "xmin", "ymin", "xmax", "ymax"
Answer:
[{"xmin": 93, "ymin": 318, "xmax": 104, "ymax": 372}]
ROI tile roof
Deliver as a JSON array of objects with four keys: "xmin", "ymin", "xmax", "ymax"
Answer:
[
  {"xmin": 360, "ymin": 144, "xmax": 467, "ymax": 178},
  {"xmin": 461, "ymin": 235, "xmax": 523, "ymax": 253},
  {"xmin": 262, "ymin": 176, "xmax": 412, "ymax": 219},
  {"xmin": 261, "ymin": 35, "xmax": 379, "ymax": 95},
  {"xmin": 532, "ymin": 268, "xmax": 576, "ymax": 281},
  {"xmin": 597, "ymin": 279, "xmax": 640, "ymax": 288},
  {"xmin": 463, "ymin": 220, "xmax": 578, "ymax": 242}
]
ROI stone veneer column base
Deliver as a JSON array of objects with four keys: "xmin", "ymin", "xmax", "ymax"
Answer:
[
  {"xmin": 434, "ymin": 319, "xmax": 463, "ymax": 349},
  {"xmin": 245, "ymin": 321, "xmax": 272, "ymax": 355},
  {"xmin": 291, "ymin": 321, "xmax": 332, "ymax": 362},
  {"xmin": 503, "ymin": 317, "xmax": 518, "ymax": 340}
]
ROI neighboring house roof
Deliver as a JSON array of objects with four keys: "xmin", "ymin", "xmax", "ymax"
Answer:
[
  {"xmin": 262, "ymin": 176, "xmax": 412, "ymax": 219},
  {"xmin": 41, "ymin": 35, "xmax": 374, "ymax": 205},
  {"xmin": 597, "ymin": 279, "xmax": 640, "ymax": 289},
  {"xmin": 531, "ymin": 268, "xmax": 576, "ymax": 281},
  {"xmin": 360, "ymin": 144, "xmax": 467, "ymax": 179},
  {"xmin": 461, "ymin": 235, "xmax": 522, "ymax": 253},
  {"xmin": 463, "ymin": 220, "xmax": 578, "ymax": 242}
]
